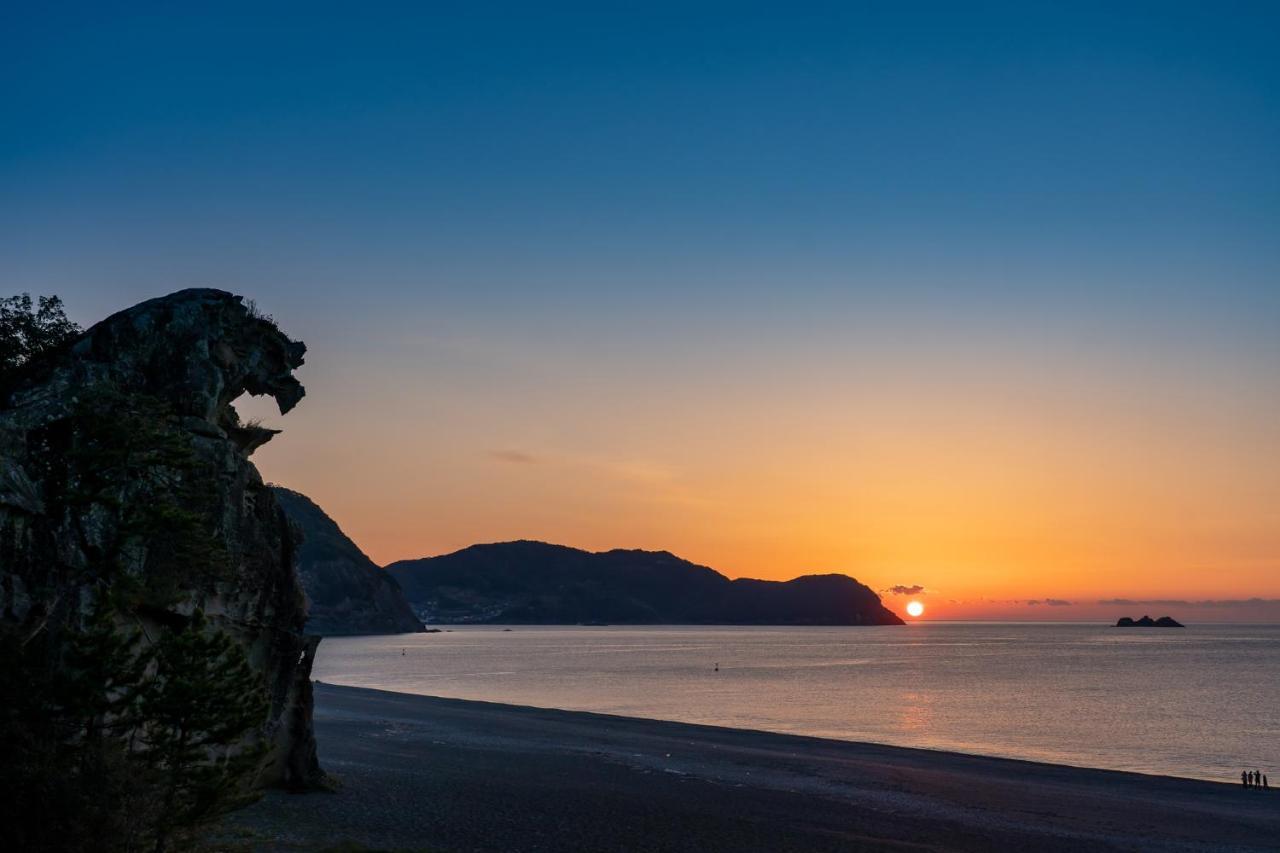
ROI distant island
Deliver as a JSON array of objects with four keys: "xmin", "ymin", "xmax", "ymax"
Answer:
[
  {"xmin": 1116, "ymin": 615, "xmax": 1184, "ymax": 628},
  {"xmin": 386, "ymin": 540, "xmax": 904, "ymax": 626}
]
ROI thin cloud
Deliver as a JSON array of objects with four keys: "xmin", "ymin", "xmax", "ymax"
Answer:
[
  {"xmin": 590, "ymin": 457, "xmax": 716, "ymax": 510},
  {"xmin": 488, "ymin": 449, "xmax": 714, "ymax": 509},
  {"xmin": 1097, "ymin": 598, "xmax": 1280, "ymax": 609},
  {"xmin": 884, "ymin": 584, "xmax": 927, "ymax": 596},
  {"xmin": 489, "ymin": 449, "xmax": 538, "ymax": 464},
  {"xmin": 1098, "ymin": 598, "xmax": 1188, "ymax": 607}
]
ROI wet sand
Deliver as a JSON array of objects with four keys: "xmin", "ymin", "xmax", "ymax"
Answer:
[{"xmin": 218, "ymin": 682, "xmax": 1280, "ymax": 852}]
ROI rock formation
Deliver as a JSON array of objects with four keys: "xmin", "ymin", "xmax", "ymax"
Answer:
[
  {"xmin": 386, "ymin": 540, "xmax": 905, "ymax": 625},
  {"xmin": 0, "ymin": 288, "xmax": 321, "ymax": 788},
  {"xmin": 272, "ymin": 486, "xmax": 423, "ymax": 635},
  {"xmin": 1115, "ymin": 615, "xmax": 1184, "ymax": 628}
]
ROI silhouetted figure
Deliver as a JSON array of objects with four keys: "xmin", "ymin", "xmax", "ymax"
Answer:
[
  {"xmin": 1243, "ymin": 770, "xmax": 1250, "ymax": 789},
  {"xmin": 401, "ymin": 648, "xmax": 406, "ymax": 656},
  {"xmin": 1264, "ymin": 774, "xmax": 1269, "ymax": 790},
  {"xmin": 714, "ymin": 662, "xmax": 719, "ymax": 672}
]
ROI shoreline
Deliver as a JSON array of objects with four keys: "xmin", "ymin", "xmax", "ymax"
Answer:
[{"xmin": 216, "ymin": 683, "xmax": 1280, "ymax": 852}]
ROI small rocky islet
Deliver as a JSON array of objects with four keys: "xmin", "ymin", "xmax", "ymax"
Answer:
[{"xmin": 1115, "ymin": 615, "xmax": 1185, "ymax": 628}]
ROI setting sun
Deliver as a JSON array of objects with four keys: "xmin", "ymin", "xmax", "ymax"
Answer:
[{"xmin": 906, "ymin": 601, "xmax": 925, "ymax": 618}]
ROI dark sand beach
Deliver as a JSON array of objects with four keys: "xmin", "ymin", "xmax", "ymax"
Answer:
[{"xmin": 216, "ymin": 683, "xmax": 1280, "ymax": 852}]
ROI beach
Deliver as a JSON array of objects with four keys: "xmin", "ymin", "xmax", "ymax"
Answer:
[{"xmin": 214, "ymin": 683, "xmax": 1280, "ymax": 852}]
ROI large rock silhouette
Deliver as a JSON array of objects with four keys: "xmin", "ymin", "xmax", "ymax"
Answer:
[{"xmin": 0, "ymin": 288, "xmax": 321, "ymax": 788}]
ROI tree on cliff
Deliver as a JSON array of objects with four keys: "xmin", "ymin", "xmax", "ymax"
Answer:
[
  {"xmin": 0, "ymin": 598, "xmax": 272, "ymax": 853},
  {"xmin": 139, "ymin": 610, "xmax": 270, "ymax": 853},
  {"xmin": 0, "ymin": 596, "xmax": 145, "ymax": 851},
  {"xmin": 0, "ymin": 292, "xmax": 79, "ymax": 379}
]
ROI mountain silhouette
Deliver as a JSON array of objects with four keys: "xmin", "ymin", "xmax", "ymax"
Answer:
[
  {"xmin": 273, "ymin": 487, "xmax": 423, "ymax": 635},
  {"xmin": 385, "ymin": 541, "xmax": 904, "ymax": 626}
]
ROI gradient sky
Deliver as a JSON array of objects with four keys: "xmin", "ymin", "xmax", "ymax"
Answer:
[{"xmin": 4, "ymin": 3, "xmax": 1279, "ymax": 620}]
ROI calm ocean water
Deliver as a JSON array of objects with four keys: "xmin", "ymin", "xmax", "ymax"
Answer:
[{"xmin": 312, "ymin": 623, "xmax": 1280, "ymax": 782}]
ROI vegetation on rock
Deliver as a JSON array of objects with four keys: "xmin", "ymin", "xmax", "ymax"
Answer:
[
  {"xmin": 0, "ymin": 292, "xmax": 80, "ymax": 380},
  {"xmin": 1, "ymin": 597, "xmax": 270, "ymax": 852}
]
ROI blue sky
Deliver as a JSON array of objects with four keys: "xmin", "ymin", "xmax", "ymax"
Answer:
[
  {"xmin": 6, "ymin": 3, "xmax": 1278, "ymax": 312},
  {"xmin": 3, "ymin": 2, "xmax": 1279, "ymax": 609}
]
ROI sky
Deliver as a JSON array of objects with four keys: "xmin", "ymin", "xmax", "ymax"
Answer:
[{"xmin": 4, "ymin": 3, "xmax": 1279, "ymax": 620}]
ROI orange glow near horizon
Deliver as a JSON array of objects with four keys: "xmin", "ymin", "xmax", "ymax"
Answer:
[{"xmin": 236, "ymin": 312, "xmax": 1280, "ymax": 624}]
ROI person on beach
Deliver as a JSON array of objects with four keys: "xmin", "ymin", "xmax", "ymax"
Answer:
[
  {"xmin": 1242, "ymin": 770, "xmax": 1250, "ymax": 789},
  {"xmin": 1264, "ymin": 774, "xmax": 1269, "ymax": 790}
]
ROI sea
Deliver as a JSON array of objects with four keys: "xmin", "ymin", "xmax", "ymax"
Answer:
[{"xmin": 311, "ymin": 622, "xmax": 1280, "ymax": 782}]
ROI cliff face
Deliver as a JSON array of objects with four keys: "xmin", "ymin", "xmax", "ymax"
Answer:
[
  {"xmin": 386, "ymin": 541, "xmax": 905, "ymax": 626},
  {"xmin": 0, "ymin": 289, "xmax": 321, "ymax": 788},
  {"xmin": 272, "ymin": 487, "xmax": 423, "ymax": 635}
]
